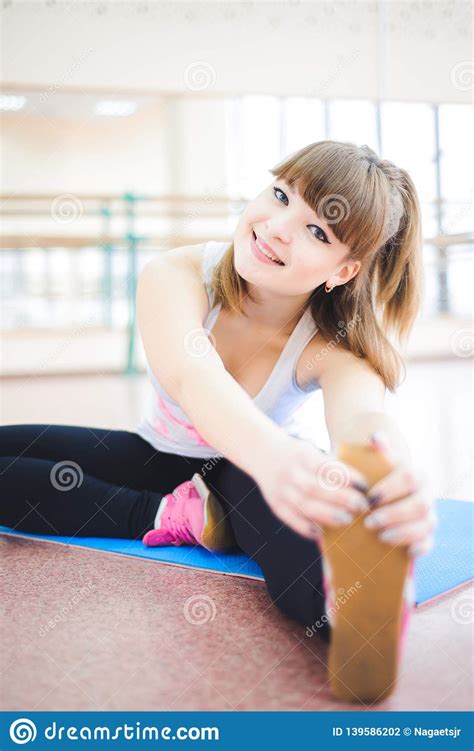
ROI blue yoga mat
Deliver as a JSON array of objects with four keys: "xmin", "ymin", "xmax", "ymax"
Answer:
[{"xmin": 1, "ymin": 498, "xmax": 472, "ymax": 606}]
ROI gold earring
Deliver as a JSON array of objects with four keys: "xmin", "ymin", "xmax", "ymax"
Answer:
[{"xmin": 325, "ymin": 281, "xmax": 335, "ymax": 293}]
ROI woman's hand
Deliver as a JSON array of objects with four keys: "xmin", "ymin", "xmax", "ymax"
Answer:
[
  {"xmin": 363, "ymin": 433, "xmax": 438, "ymax": 558},
  {"xmin": 253, "ymin": 434, "xmax": 372, "ymax": 541}
]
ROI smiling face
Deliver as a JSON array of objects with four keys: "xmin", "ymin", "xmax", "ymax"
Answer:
[{"xmin": 233, "ymin": 178, "xmax": 361, "ymax": 298}]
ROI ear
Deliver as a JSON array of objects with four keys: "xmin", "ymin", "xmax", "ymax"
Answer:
[{"xmin": 334, "ymin": 259, "xmax": 361, "ymax": 285}]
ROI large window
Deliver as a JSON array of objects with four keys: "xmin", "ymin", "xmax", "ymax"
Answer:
[
  {"xmin": 328, "ymin": 99, "xmax": 377, "ymax": 151},
  {"xmin": 226, "ymin": 95, "xmax": 282, "ymax": 198},
  {"xmin": 282, "ymin": 97, "xmax": 325, "ymax": 156},
  {"xmin": 439, "ymin": 104, "xmax": 473, "ymax": 235},
  {"xmin": 438, "ymin": 104, "xmax": 473, "ymax": 318},
  {"xmin": 380, "ymin": 102, "xmax": 438, "ymax": 238}
]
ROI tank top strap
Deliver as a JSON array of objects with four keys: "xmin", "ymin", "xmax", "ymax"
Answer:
[
  {"xmin": 253, "ymin": 307, "xmax": 318, "ymax": 409},
  {"xmin": 202, "ymin": 240, "xmax": 231, "ymax": 309},
  {"xmin": 275, "ymin": 307, "xmax": 318, "ymax": 370}
]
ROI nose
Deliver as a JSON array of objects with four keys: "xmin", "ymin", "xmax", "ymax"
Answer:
[{"xmin": 266, "ymin": 220, "xmax": 292, "ymax": 246}]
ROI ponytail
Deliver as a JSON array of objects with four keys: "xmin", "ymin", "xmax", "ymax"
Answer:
[{"xmin": 374, "ymin": 169, "xmax": 423, "ymax": 343}]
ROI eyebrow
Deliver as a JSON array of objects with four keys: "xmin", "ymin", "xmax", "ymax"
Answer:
[{"xmin": 280, "ymin": 180, "xmax": 333, "ymax": 239}]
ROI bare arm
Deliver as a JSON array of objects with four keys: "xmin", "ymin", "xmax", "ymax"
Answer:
[
  {"xmin": 317, "ymin": 345, "xmax": 437, "ymax": 557},
  {"xmin": 136, "ymin": 247, "xmax": 286, "ymax": 479},
  {"xmin": 318, "ymin": 346, "xmax": 410, "ymax": 463}
]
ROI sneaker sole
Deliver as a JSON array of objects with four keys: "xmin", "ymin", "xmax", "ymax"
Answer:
[
  {"xmin": 321, "ymin": 442, "xmax": 411, "ymax": 704},
  {"xmin": 192, "ymin": 473, "xmax": 237, "ymax": 552}
]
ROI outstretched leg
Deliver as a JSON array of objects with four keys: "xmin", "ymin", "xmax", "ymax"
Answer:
[{"xmin": 202, "ymin": 457, "xmax": 330, "ymax": 641}]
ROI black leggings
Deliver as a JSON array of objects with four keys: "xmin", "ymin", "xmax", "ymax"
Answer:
[{"xmin": 0, "ymin": 424, "xmax": 329, "ymax": 640}]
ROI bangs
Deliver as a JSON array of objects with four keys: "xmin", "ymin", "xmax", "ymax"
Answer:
[{"xmin": 270, "ymin": 141, "xmax": 392, "ymax": 256}]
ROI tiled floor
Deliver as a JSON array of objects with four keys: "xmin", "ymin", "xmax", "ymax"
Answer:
[{"xmin": 1, "ymin": 360, "xmax": 472, "ymax": 711}]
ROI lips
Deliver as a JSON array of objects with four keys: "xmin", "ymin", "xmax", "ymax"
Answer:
[{"xmin": 252, "ymin": 230, "xmax": 285, "ymax": 265}]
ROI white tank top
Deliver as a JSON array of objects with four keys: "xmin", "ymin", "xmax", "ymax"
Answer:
[{"xmin": 136, "ymin": 240, "xmax": 321, "ymax": 458}]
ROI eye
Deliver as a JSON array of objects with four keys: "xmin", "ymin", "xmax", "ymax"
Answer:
[
  {"xmin": 310, "ymin": 226, "xmax": 330, "ymax": 244},
  {"xmin": 273, "ymin": 186, "xmax": 288, "ymax": 205},
  {"xmin": 272, "ymin": 185, "xmax": 331, "ymax": 244}
]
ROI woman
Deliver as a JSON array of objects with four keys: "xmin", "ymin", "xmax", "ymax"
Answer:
[{"xmin": 0, "ymin": 141, "xmax": 437, "ymax": 702}]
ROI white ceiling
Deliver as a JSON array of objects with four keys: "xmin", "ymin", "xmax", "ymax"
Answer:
[{"xmin": 1, "ymin": 0, "xmax": 472, "ymax": 104}]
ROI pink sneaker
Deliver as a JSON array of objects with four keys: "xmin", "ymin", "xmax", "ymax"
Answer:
[{"xmin": 142, "ymin": 473, "xmax": 236, "ymax": 552}]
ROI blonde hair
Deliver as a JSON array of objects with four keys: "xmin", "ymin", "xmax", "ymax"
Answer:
[{"xmin": 210, "ymin": 140, "xmax": 423, "ymax": 392}]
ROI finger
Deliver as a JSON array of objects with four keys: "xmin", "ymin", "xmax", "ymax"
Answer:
[
  {"xmin": 363, "ymin": 493, "xmax": 436, "ymax": 531},
  {"xmin": 287, "ymin": 492, "xmax": 356, "ymax": 529},
  {"xmin": 307, "ymin": 485, "xmax": 370, "ymax": 515},
  {"xmin": 375, "ymin": 517, "xmax": 437, "ymax": 547},
  {"xmin": 320, "ymin": 455, "xmax": 370, "ymax": 493},
  {"xmin": 345, "ymin": 463, "xmax": 371, "ymax": 493},
  {"xmin": 367, "ymin": 431, "xmax": 401, "ymax": 466},
  {"xmin": 309, "ymin": 522, "xmax": 324, "ymax": 543},
  {"xmin": 302, "ymin": 451, "xmax": 370, "ymax": 495},
  {"xmin": 368, "ymin": 430, "xmax": 392, "ymax": 456},
  {"xmin": 291, "ymin": 469, "xmax": 369, "ymax": 513},
  {"xmin": 367, "ymin": 465, "xmax": 423, "ymax": 507},
  {"xmin": 275, "ymin": 503, "xmax": 320, "ymax": 542},
  {"xmin": 408, "ymin": 537, "xmax": 435, "ymax": 558}
]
